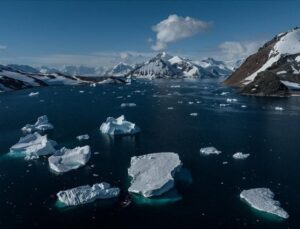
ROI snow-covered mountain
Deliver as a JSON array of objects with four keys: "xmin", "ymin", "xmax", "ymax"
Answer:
[
  {"xmin": 105, "ymin": 62, "xmax": 133, "ymax": 76},
  {"xmin": 224, "ymin": 27, "xmax": 300, "ymax": 95},
  {"xmin": 129, "ymin": 52, "xmax": 232, "ymax": 79}
]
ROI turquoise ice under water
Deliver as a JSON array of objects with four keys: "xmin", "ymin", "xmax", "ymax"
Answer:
[{"xmin": 0, "ymin": 79, "xmax": 299, "ymax": 228}]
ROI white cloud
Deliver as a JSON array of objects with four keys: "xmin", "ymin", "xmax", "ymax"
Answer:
[
  {"xmin": 151, "ymin": 14, "xmax": 212, "ymax": 51},
  {"xmin": 218, "ymin": 40, "xmax": 264, "ymax": 61}
]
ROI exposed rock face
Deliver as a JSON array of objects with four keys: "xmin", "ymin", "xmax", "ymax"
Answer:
[
  {"xmin": 240, "ymin": 188, "xmax": 289, "ymax": 219},
  {"xmin": 57, "ymin": 182, "xmax": 120, "ymax": 206},
  {"xmin": 224, "ymin": 28, "xmax": 300, "ymax": 95},
  {"xmin": 240, "ymin": 71, "xmax": 289, "ymax": 96},
  {"xmin": 128, "ymin": 152, "xmax": 182, "ymax": 198}
]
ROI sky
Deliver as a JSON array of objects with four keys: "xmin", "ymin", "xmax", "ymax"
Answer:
[{"xmin": 0, "ymin": 0, "xmax": 299, "ymax": 67}]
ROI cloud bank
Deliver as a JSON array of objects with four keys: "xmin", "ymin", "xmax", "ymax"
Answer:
[
  {"xmin": 151, "ymin": 14, "xmax": 212, "ymax": 51},
  {"xmin": 218, "ymin": 40, "xmax": 264, "ymax": 61},
  {"xmin": 0, "ymin": 44, "xmax": 6, "ymax": 50}
]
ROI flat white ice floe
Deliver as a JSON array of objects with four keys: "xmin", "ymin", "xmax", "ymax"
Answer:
[
  {"xmin": 21, "ymin": 115, "xmax": 54, "ymax": 133},
  {"xmin": 10, "ymin": 132, "xmax": 57, "ymax": 160},
  {"xmin": 226, "ymin": 98, "xmax": 238, "ymax": 103},
  {"xmin": 57, "ymin": 182, "xmax": 120, "ymax": 206},
  {"xmin": 128, "ymin": 152, "xmax": 182, "ymax": 198},
  {"xmin": 190, "ymin": 113, "xmax": 198, "ymax": 116},
  {"xmin": 200, "ymin": 147, "xmax": 222, "ymax": 155},
  {"xmin": 48, "ymin": 145, "xmax": 91, "ymax": 173},
  {"xmin": 120, "ymin": 103, "xmax": 136, "ymax": 108},
  {"xmin": 233, "ymin": 152, "xmax": 250, "ymax": 159},
  {"xmin": 29, "ymin": 92, "xmax": 39, "ymax": 96},
  {"xmin": 240, "ymin": 188, "xmax": 289, "ymax": 219},
  {"xmin": 100, "ymin": 115, "xmax": 140, "ymax": 135},
  {"xmin": 76, "ymin": 134, "xmax": 90, "ymax": 141}
]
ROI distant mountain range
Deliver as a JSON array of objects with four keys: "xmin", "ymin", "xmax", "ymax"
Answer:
[
  {"xmin": 0, "ymin": 52, "xmax": 236, "ymax": 92},
  {"xmin": 225, "ymin": 27, "xmax": 300, "ymax": 96}
]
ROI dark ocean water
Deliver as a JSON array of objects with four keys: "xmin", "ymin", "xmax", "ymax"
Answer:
[{"xmin": 0, "ymin": 79, "xmax": 299, "ymax": 229}]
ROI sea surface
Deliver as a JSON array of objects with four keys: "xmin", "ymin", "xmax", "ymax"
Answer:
[{"xmin": 0, "ymin": 79, "xmax": 299, "ymax": 229}]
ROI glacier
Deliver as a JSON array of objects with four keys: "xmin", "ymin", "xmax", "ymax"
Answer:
[
  {"xmin": 240, "ymin": 188, "xmax": 289, "ymax": 219},
  {"xmin": 128, "ymin": 152, "xmax": 182, "ymax": 198},
  {"xmin": 48, "ymin": 145, "xmax": 91, "ymax": 173},
  {"xmin": 100, "ymin": 115, "xmax": 140, "ymax": 135},
  {"xmin": 57, "ymin": 182, "xmax": 120, "ymax": 207},
  {"xmin": 10, "ymin": 132, "xmax": 57, "ymax": 160},
  {"xmin": 21, "ymin": 115, "xmax": 54, "ymax": 133}
]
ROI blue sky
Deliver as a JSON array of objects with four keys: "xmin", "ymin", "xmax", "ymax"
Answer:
[{"xmin": 0, "ymin": 0, "xmax": 299, "ymax": 67}]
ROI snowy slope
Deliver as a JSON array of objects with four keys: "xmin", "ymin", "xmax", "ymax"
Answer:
[{"xmin": 105, "ymin": 63, "xmax": 133, "ymax": 76}]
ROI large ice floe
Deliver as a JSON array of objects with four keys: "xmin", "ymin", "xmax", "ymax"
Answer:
[
  {"xmin": 48, "ymin": 145, "xmax": 91, "ymax": 173},
  {"xmin": 9, "ymin": 132, "xmax": 57, "ymax": 160},
  {"xmin": 200, "ymin": 147, "xmax": 222, "ymax": 155},
  {"xmin": 240, "ymin": 188, "xmax": 289, "ymax": 219},
  {"xmin": 21, "ymin": 115, "xmax": 54, "ymax": 133},
  {"xmin": 100, "ymin": 115, "xmax": 140, "ymax": 135},
  {"xmin": 128, "ymin": 152, "xmax": 182, "ymax": 198},
  {"xmin": 57, "ymin": 182, "xmax": 120, "ymax": 207}
]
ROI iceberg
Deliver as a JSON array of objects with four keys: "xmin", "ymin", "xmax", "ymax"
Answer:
[
  {"xmin": 100, "ymin": 115, "xmax": 140, "ymax": 135},
  {"xmin": 10, "ymin": 132, "xmax": 57, "ymax": 160},
  {"xmin": 240, "ymin": 188, "xmax": 289, "ymax": 219},
  {"xmin": 200, "ymin": 147, "xmax": 222, "ymax": 155},
  {"xmin": 128, "ymin": 152, "xmax": 182, "ymax": 198},
  {"xmin": 48, "ymin": 145, "xmax": 91, "ymax": 173},
  {"xmin": 57, "ymin": 182, "xmax": 120, "ymax": 207},
  {"xmin": 21, "ymin": 115, "xmax": 54, "ymax": 133},
  {"xmin": 275, "ymin": 106, "xmax": 284, "ymax": 111},
  {"xmin": 233, "ymin": 152, "xmax": 250, "ymax": 159},
  {"xmin": 76, "ymin": 134, "xmax": 90, "ymax": 141}
]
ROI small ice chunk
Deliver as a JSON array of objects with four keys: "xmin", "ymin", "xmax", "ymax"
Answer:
[
  {"xmin": 219, "ymin": 104, "xmax": 228, "ymax": 107},
  {"xmin": 10, "ymin": 132, "xmax": 57, "ymax": 160},
  {"xmin": 275, "ymin": 106, "xmax": 284, "ymax": 111},
  {"xmin": 200, "ymin": 147, "xmax": 222, "ymax": 155},
  {"xmin": 21, "ymin": 115, "xmax": 54, "ymax": 133},
  {"xmin": 167, "ymin": 107, "xmax": 174, "ymax": 110},
  {"xmin": 100, "ymin": 115, "xmax": 140, "ymax": 135},
  {"xmin": 57, "ymin": 182, "xmax": 120, "ymax": 206},
  {"xmin": 240, "ymin": 188, "xmax": 289, "ymax": 219},
  {"xmin": 188, "ymin": 101, "xmax": 194, "ymax": 105},
  {"xmin": 120, "ymin": 103, "xmax": 136, "ymax": 108},
  {"xmin": 76, "ymin": 134, "xmax": 90, "ymax": 141},
  {"xmin": 226, "ymin": 98, "xmax": 238, "ymax": 103},
  {"xmin": 220, "ymin": 92, "xmax": 229, "ymax": 96},
  {"xmin": 48, "ymin": 146, "xmax": 91, "ymax": 173},
  {"xmin": 128, "ymin": 152, "xmax": 182, "ymax": 198},
  {"xmin": 241, "ymin": 105, "xmax": 247, "ymax": 108},
  {"xmin": 170, "ymin": 85, "xmax": 181, "ymax": 88},
  {"xmin": 233, "ymin": 152, "xmax": 250, "ymax": 159},
  {"xmin": 190, "ymin": 113, "xmax": 198, "ymax": 116},
  {"xmin": 29, "ymin": 92, "xmax": 39, "ymax": 96}
]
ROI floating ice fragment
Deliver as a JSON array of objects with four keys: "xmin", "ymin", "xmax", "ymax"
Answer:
[
  {"xmin": 57, "ymin": 182, "xmax": 120, "ymax": 207},
  {"xmin": 48, "ymin": 146, "xmax": 91, "ymax": 173},
  {"xmin": 120, "ymin": 103, "xmax": 136, "ymax": 108},
  {"xmin": 233, "ymin": 152, "xmax": 250, "ymax": 159},
  {"xmin": 200, "ymin": 147, "xmax": 222, "ymax": 155},
  {"xmin": 10, "ymin": 132, "xmax": 57, "ymax": 160},
  {"xmin": 190, "ymin": 113, "xmax": 198, "ymax": 116},
  {"xmin": 29, "ymin": 92, "xmax": 39, "ymax": 96},
  {"xmin": 76, "ymin": 134, "xmax": 90, "ymax": 141},
  {"xmin": 226, "ymin": 98, "xmax": 238, "ymax": 103},
  {"xmin": 167, "ymin": 107, "xmax": 174, "ymax": 110},
  {"xmin": 275, "ymin": 106, "xmax": 284, "ymax": 111},
  {"xmin": 21, "ymin": 115, "xmax": 54, "ymax": 133},
  {"xmin": 128, "ymin": 152, "xmax": 182, "ymax": 198},
  {"xmin": 240, "ymin": 188, "xmax": 289, "ymax": 219},
  {"xmin": 100, "ymin": 115, "xmax": 140, "ymax": 135}
]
